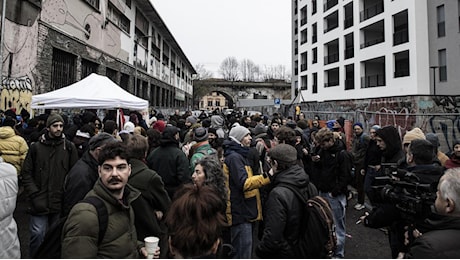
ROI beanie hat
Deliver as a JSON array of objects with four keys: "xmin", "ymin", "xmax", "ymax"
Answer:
[
  {"xmin": 89, "ymin": 132, "xmax": 117, "ymax": 150},
  {"xmin": 253, "ymin": 124, "xmax": 267, "ymax": 136},
  {"xmin": 353, "ymin": 122, "xmax": 363, "ymax": 129},
  {"xmin": 152, "ymin": 120, "xmax": 166, "ymax": 133},
  {"xmin": 186, "ymin": 116, "xmax": 198, "ymax": 124},
  {"xmin": 229, "ymin": 125, "xmax": 250, "ymax": 142},
  {"xmin": 123, "ymin": 121, "xmax": 135, "ymax": 133},
  {"xmin": 46, "ymin": 113, "xmax": 64, "ymax": 127},
  {"xmin": 2, "ymin": 116, "xmax": 16, "ymax": 127},
  {"xmin": 402, "ymin": 127, "xmax": 425, "ymax": 145},
  {"xmin": 371, "ymin": 125, "xmax": 381, "ymax": 131},
  {"xmin": 425, "ymin": 133, "xmax": 440, "ymax": 147},
  {"xmin": 193, "ymin": 127, "xmax": 209, "ymax": 142},
  {"xmin": 326, "ymin": 120, "xmax": 336, "ymax": 130},
  {"xmin": 268, "ymin": 144, "xmax": 297, "ymax": 164}
]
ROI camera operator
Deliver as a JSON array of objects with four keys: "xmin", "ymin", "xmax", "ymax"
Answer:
[
  {"xmin": 401, "ymin": 168, "xmax": 460, "ymax": 258},
  {"xmin": 361, "ymin": 138, "xmax": 443, "ymax": 258}
]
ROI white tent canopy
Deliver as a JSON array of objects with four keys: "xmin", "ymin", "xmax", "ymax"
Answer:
[{"xmin": 31, "ymin": 73, "xmax": 148, "ymax": 111}]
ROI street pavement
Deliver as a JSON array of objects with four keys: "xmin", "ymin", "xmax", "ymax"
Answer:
[{"xmin": 14, "ymin": 189, "xmax": 392, "ymax": 259}]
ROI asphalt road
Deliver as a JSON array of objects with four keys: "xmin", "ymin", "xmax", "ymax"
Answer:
[{"xmin": 14, "ymin": 190, "xmax": 392, "ymax": 259}]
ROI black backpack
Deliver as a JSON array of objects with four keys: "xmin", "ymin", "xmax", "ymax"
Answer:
[
  {"xmin": 33, "ymin": 196, "xmax": 108, "ymax": 259},
  {"xmin": 280, "ymin": 183, "xmax": 337, "ymax": 258}
]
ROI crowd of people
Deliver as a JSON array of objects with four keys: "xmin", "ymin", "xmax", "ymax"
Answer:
[{"xmin": 0, "ymin": 106, "xmax": 460, "ymax": 258}]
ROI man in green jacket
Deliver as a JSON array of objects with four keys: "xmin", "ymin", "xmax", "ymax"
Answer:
[{"xmin": 62, "ymin": 141, "xmax": 146, "ymax": 258}]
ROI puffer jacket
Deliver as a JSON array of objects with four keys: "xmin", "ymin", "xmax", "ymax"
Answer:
[
  {"xmin": 255, "ymin": 164, "xmax": 310, "ymax": 258},
  {"xmin": 0, "ymin": 158, "xmax": 20, "ymax": 258},
  {"xmin": 21, "ymin": 132, "xmax": 78, "ymax": 215},
  {"xmin": 61, "ymin": 179, "xmax": 141, "ymax": 258},
  {"xmin": 223, "ymin": 139, "xmax": 270, "ymax": 226},
  {"xmin": 0, "ymin": 126, "xmax": 28, "ymax": 174}
]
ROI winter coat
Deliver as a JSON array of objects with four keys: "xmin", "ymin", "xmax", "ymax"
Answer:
[
  {"xmin": 0, "ymin": 126, "xmax": 28, "ymax": 174},
  {"xmin": 351, "ymin": 132, "xmax": 370, "ymax": 168},
  {"xmin": 62, "ymin": 150, "xmax": 99, "ymax": 216},
  {"xmin": 405, "ymin": 214, "xmax": 460, "ymax": 258},
  {"xmin": 211, "ymin": 115, "xmax": 226, "ymax": 139},
  {"xmin": 0, "ymin": 158, "xmax": 20, "ymax": 258},
  {"xmin": 21, "ymin": 132, "xmax": 78, "ymax": 215},
  {"xmin": 147, "ymin": 138, "xmax": 191, "ymax": 199},
  {"xmin": 255, "ymin": 164, "xmax": 310, "ymax": 258},
  {"xmin": 223, "ymin": 139, "xmax": 270, "ymax": 226},
  {"xmin": 314, "ymin": 140, "xmax": 352, "ymax": 196},
  {"xmin": 62, "ymin": 179, "xmax": 141, "ymax": 258},
  {"xmin": 445, "ymin": 154, "xmax": 460, "ymax": 169}
]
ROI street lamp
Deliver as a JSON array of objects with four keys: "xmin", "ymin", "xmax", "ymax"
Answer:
[
  {"xmin": 430, "ymin": 66, "xmax": 439, "ymax": 96},
  {"xmin": 134, "ymin": 35, "xmax": 153, "ymax": 96}
]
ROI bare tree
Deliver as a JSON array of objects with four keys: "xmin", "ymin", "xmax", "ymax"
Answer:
[
  {"xmin": 194, "ymin": 63, "xmax": 214, "ymax": 79},
  {"xmin": 260, "ymin": 65, "xmax": 290, "ymax": 81},
  {"xmin": 219, "ymin": 56, "xmax": 239, "ymax": 81},
  {"xmin": 239, "ymin": 59, "xmax": 260, "ymax": 82}
]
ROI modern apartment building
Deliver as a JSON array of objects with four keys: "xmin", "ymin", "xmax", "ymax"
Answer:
[
  {"xmin": 0, "ymin": 0, "xmax": 195, "ymax": 113},
  {"xmin": 292, "ymin": 0, "xmax": 460, "ymax": 102}
]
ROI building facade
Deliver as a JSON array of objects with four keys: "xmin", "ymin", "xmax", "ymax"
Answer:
[
  {"xmin": 292, "ymin": 0, "xmax": 460, "ymax": 102},
  {"xmin": 0, "ymin": 0, "xmax": 195, "ymax": 114}
]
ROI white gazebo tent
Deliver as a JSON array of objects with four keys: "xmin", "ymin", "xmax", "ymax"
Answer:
[{"xmin": 31, "ymin": 73, "xmax": 149, "ymax": 127}]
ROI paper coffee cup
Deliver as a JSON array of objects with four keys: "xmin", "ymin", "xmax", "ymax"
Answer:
[{"xmin": 144, "ymin": 236, "xmax": 159, "ymax": 259}]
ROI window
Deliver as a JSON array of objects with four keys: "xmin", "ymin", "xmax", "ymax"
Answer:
[
  {"xmin": 51, "ymin": 48, "xmax": 76, "ymax": 90},
  {"xmin": 108, "ymin": 2, "xmax": 130, "ymax": 34},
  {"xmin": 300, "ymin": 6, "xmax": 308, "ymax": 26},
  {"xmin": 312, "ymin": 23, "xmax": 317, "ymax": 43},
  {"xmin": 81, "ymin": 59, "xmax": 98, "ymax": 78},
  {"xmin": 301, "ymin": 52, "xmax": 308, "ymax": 71},
  {"xmin": 208, "ymin": 100, "xmax": 213, "ymax": 107},
  {"xmin": 84, "ymin": 0, "xmax": 99, "ymax": 10},
  {"xmin": 301, "ymin": 28, "xmax": 308, "ymax": 44},
  {"xmin": 312, "ymin": 72, "xmax": 318, "ymax": 93},
  {"xmin": 394, "ymin": 50, "xmax": 410, "ymax": 78},
  {"xmin": 301, "ymin": 75, "xmax": 308, "ymax": 90},
  {"xmin": 215, "ymin": 100, "xmax": 220, "ymax": 107},
  {"xmin": 393, "ymin": 10, "xmax": 409, "ymax": 45},
  {"xmin": 344, "ymin": 2, "xmax": 353, "ymax": 29},
  {"xmin": 312, "ymin": 47, "xmax": 317, "ymax": 64},
  {"xmin": 437, "ymin": 5, "xmax": 445, "ymax": 37},
  {"xmin": 312, "ymin": 0, "xmax": 317, "ymax": 15},
  {"xmin": 438, "ymin": 49, "xmax": 447, "ymax": 81}
]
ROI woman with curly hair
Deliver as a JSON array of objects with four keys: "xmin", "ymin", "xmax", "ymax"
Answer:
[{"xmin": 192, "ymin": 155, "xmax": 228, "ymax": 210}]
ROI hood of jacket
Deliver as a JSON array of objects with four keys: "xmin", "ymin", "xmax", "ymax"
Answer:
[
  {"xmin": 211, "ymin": 115, "xmax": 224, "ymax": 128},
  {"xmin": 0, "ymin": 126, "xmax": 15, "ymax": 139},
  {"xmin": 272, "ymin": 164, "xmax": 310, "ymax": 189},
  {"xmin": 223, "ymin": 139, "xmax": 249, "ymax": 157}
]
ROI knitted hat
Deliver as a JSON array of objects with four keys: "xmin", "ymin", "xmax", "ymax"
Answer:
[
  {"xmin": 425, "ymin": 133, "xmax": 440, "ymax": 147},
  {"xmin": 123, "ymin": 121, "xmax": 135, "ymax": 133},
  {"xmin": 353, "ymin": 122, "xmax": 363, "ymax": 129},
  {"xmin": 193, "ymin": 127, "xmax": 209, "ymax": 142},
  {"xmin": 89, "ymin": 132, "xmax": 117, "ymax": 150},
  {"xmin": 186, "ymin": 116, "xmax": 198, "ymax": 124},
  {"xmin": 402, "ymin": 127, "xmax": 425, "ymax": 145},
  {"xmin": 46, "ymin": 113, "xmax": 64, "ymax": 127},
  {"xmin": 371, "ymin": 125, "xmax": 381, "ymax": 131},
  {"xmin": 268, "ymin": 144, "xmax": 297, "ymax": 164},
  {"xmin": 229, "ymin": 125, "xmax": 250, "ymax": 142},
  {"xmin": 252, "ymin": 124, "xmax": 267, "ymax": 136},
  {"xmin": 152, "ymin": 120, "xmax": 166, "ymax": 133}
]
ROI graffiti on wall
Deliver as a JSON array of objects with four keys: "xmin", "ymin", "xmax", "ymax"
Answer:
[
  {"xmin": 0, "ymin": 76, "xmax": 33, "ymax": 112},
  {"xmin": 300, "ymin": 96, "xmax": 460, "ymax": 154}
]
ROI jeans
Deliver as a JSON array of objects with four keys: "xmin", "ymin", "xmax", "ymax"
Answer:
[
  {"xmin": 364, "ymin": 167, "xmax": 382, "ymax": 204},
  {"xmin": 29, "ymin": 213, "xmax": 59, "ymax": 257},
  {"xmin": 320, "ymin": 192, "xmax": 346, "ymax": 258},
  {"xmin": 231, "ymin": 222, "xmax": 253, "ymax": 259}
]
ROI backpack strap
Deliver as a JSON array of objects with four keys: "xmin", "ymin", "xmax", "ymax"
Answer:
[
  {"xmin": 278, "ymin": 183, "xmax": 309, "ymax": 204},
  {"xmin": 81, "ymin": 196, "xmax": 109, "ymax": 245}
]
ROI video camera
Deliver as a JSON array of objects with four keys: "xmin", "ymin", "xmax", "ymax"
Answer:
[{"xmin": 371, "ymin": 163, "xmax": 437, "ymax": 222}]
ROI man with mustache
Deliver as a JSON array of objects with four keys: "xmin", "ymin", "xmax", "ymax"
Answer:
[
  {"xmin": 21, "ymin": 113, "xmax": 79, "ymax": 257},
  {"xmin": 61, "ymin": 141, "xmax": 149, "ymax": 258}
]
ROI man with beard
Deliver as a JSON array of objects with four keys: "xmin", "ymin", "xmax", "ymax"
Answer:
[
  {"xmin": 21, "ymin": 113, "xmax": 79, "ymax": 257},
  {"xmin": 61, "ymin": 142, "xmax": 147, "ymax": 258}
]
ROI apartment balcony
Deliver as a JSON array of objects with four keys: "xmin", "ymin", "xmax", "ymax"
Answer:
[
  {"xmin": 344, "ymin": 47, "xmax": 354, "ymax": 59},
  {"xmin": 360, "ymin": 2, "xmax": 384, "ymax": 22},
  {"xmin": 361, "ymin": 74, "xmax": 385, "ymax": 88},
  {"xmin": 393, "ymin": 29, "xmax": 408, "ymax": 46},
  {"xmin": 324, "ymin": 0, "xmax": 338, "ymax": 12},
  {"xmin": 324, "ymin": 53, "xmax": 339, "ymax": 65}
]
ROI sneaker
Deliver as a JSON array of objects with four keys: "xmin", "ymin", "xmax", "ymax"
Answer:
[{"xmin": 354, "ymin": 203, "xmax": 365, "ymax": 210}]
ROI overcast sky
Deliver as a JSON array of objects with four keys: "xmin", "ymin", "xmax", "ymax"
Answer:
[{"xmin": 150, "ymin": 0, "xmax": 292, "ymax": 77}]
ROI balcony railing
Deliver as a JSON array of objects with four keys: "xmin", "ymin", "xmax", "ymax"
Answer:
[
  {"xmin": 360, "ymin": 2, "xmax": 384, "ymax": 22},
  {"xmin": 324, "ymin": 53, "xmax": 339, "ymax": 65},
  {"xmin": 324, "ymin": 22, "xmax": 338, "ymax": 33},
  {"xmin": 324, "ymin": 81, "xmax": 339, "ymax": 87},
  {"xmin": 324, "ymin": 0, "xmax": 338, "ymax": 12},
  {"xmin": 393, "ymin": 29, "xmax": 408, "ymax": 45},
  {"xmin": 361, "ymin": 74, "xmax": 386, "ymax": 88},
  {"xmin": 360, "ymin": 37, "xmax": 384, "ymax": 49},
  {"xmin": 394, "ymin": 69, "xmax": 409, "ymax": 78},
  {"xmin": 344, "ymin": 16, "xmax": 353, "ymax": 28},
  {"xmin": 344, "ymin": 47, "xmax": 354, "ymax": 59}
]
